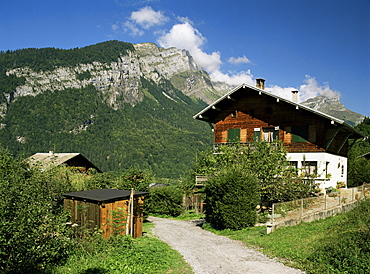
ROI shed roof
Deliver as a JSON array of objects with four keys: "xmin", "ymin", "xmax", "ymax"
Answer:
[{"xmin": 64, "ymin": 189, "xmax": 148, "ymax": 203}]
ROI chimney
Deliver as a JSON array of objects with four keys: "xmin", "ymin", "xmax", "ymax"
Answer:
[
  {"xmin": 291, "ymin": 90, "xmax": 299, "ymax": 103},
  {"xmin": 256, "ymin": 78, "xmax": 265, "ymax": 90}
]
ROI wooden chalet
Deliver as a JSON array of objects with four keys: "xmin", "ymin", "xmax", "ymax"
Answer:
[
  {"xmin": 27, "ymin": 152, "xmax": 102, "ymax": 173},
  {"xmin": 193, "ymin": 79, "xmax": 364, "ymax": 190},
  {"xmin": 64, "ymin": 189, "xmax": 148, "ymax": 239}
]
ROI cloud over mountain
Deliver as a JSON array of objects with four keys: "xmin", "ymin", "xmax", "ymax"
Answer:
[{"xmin": 113, "ymin": 6, "xmax": 342, "ymax": 103}]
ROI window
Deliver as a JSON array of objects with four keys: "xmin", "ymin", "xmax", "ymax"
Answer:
[
  {"xmin": 262, "ymin": 127, "xmax": 279, "ymax": 142},
  {"xmin": 292, "ymin": 126, "xmax": 308, "ymax": 142},
  {"xmin": 227, "ymin": 128, "xmax": 240, "ymax": 143},
  {"xmin": 254, "ymin": 127, "xmax": 279, "ymax": 142},
  {"xmin": 302, "ymin": 161, "xmax": 317, "ymax": 176}
]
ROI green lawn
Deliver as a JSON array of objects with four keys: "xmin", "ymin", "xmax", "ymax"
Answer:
[{"xmin": 54, "ymin": 222, "xmax": 193, "ymax": 274}]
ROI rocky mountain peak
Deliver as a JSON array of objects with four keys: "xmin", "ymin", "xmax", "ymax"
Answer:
[
  {"xmin": 301, "ymin": 95, "xmax": 364, "ymax": 126},
  {"xmin": 3, "ymin": 42, "xmax": 220, "ymax": 114}
]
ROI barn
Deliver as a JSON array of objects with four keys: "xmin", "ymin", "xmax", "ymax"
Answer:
[{"xmin": 64, "ymin": 188, "xmax": 148, "ymax": 239}]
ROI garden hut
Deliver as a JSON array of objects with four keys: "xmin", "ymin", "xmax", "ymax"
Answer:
[{"xmin": 64, "ymin": 189, "xmax": 148, "ymax": 238}]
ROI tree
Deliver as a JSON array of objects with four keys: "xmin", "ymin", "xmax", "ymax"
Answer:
[
  {"xmin": 195, "ymin": 141, "xmax": 316, "ymax": 204},
  {"xmin": 205, "ymin": 167, "xmax": 259, "ymax": 230},
  {"xmin": 0, "ymin": 148, "xmax": 71, "ymax": 272},
  {"xmin": 348, "ymin": 117, "xmax": 370, "ymax": 187},
  {"xmin": 145, "ymin": 186, "xmax": 183, "ymax": 217}
]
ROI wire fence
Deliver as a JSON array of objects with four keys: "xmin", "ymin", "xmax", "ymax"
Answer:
[{"xmin": 271, "ymin": 183, "xmax": 370, "ymax": 225}]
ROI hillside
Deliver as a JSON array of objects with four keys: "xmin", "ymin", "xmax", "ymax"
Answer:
[
  {"xmin": 0, "ymin": 40, "xmax": 365, "ymax": 178},
  {"xmin": 0, "ymin": 41, "xmax": 215, "ymax": 178}
]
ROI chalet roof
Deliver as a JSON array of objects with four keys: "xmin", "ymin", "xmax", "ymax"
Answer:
[
  {"xmin": 64, "ymin": 189, "xmax": 148, "ymax": 203},
  {"xmin": 27, "ymin": 152, "xmax": 102, "ymax": 172},
  {"xmin": 193, "ymin": 83, "xmax": 364, "ymax": 138}
]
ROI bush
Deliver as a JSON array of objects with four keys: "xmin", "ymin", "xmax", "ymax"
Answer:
[
  {"xmin": 145, "ymin": 186, "xmax": 183, "ymax": 217},
  {"xmin": 0, "ymin": 148, "xmax": 71, "ymax": 272},
  {"xmin": 205, "ymin": 167, "xmax": 259, "ymax": 230}
]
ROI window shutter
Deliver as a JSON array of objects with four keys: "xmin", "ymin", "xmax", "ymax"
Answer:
[
  {"xmin": 227, "ymin": 128, "xmax": 240, "ymax": 143},
  {"xmin": 253, "ymin": 128, "xmax": 261, "ymax": 142},
  {"xmin": 273, "ymin": 126, "xmax": 279, "ymax": 140},
  {"xmin": 240, "ymin": 128, "xmax": 247, "ymax": 143}
]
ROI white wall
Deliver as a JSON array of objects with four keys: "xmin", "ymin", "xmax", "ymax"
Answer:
[{"xmin": 287, "ymin": 152, "xmax": 347, "ymax": 191}]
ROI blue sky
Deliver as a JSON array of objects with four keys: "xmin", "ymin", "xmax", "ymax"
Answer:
[{"xmin": 1, "ymin": 0, "xmax": 369, "ymax": 116}]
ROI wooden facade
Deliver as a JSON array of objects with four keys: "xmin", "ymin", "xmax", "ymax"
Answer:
[{"xmin": 64, "ymin": 189, "xmax": 147, "ymax": 239}]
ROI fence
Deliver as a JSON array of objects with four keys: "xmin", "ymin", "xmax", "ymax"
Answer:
[{"xmin": 270, "ymin": 183, "xmax": 370, "ymax": 226}]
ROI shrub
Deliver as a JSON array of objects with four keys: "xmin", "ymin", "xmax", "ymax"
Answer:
[
  {"xmin": 145, "ymin": 186, "xmax": 183, "ymax": 217},
  {"xmin": 205, "ymin": 167, "xmax": 259, "ymax": 230},
  {"xmin": 0, "ymin": 148, "xmax": 71, "ymax": 272}
]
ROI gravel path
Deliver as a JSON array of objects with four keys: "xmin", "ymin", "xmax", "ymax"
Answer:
[{"xmin": 148, "ymin": 216, "xmax": 305, "ymax": 274}]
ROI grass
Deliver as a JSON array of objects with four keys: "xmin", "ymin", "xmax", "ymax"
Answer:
[
  {"xmin": 54, "ymin": 222, "xmax": 193, "ymax": 274},
  {"xmin": 202, "ymin": 199, "xmax": 370, "ymax": 274},
  {"xmin": 203, "ymin": 216, "xmax": 345, "ymax": 272}
]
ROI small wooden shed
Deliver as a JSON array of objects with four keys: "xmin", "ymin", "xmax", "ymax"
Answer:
[{"xmin": 64, "ymin": 189, "xmax": 148, "ymax": 239}]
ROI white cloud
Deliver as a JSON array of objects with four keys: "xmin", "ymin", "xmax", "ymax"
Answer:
[
  {"xmin": 299, "ymin": 75, "xmax": 340, "ymax": 101},
  {"xmin": 130, "ymin": 6, "xmax": 168, "ymax": 29},
  {"xmin": 113, "ymin": 6, "xmax": 168, "ymax": 36},
  {"xmin": 158, "ymin": 22, "xmax": 222, "ymax": 73},
  {"xmin": 228, "ymin": 56, "xmax": 251, "ymax": 65},
  {"xmin": 266, "ymin": 76, "xmax": 340, "ymax": 102},
  {"xmin": 122, "ymin": 21, "xmax": 144, "ymax": 36},
  {"xmin": 265, "ymin": 85, "xmax": 297, "ymax": 101},
  {"xmin": 209, "ymin": 70, "xmax": 255, "ymax": 86},
  {"xmin": 158, "ymin": 21, "xmax": 254, "ymax": 86}
]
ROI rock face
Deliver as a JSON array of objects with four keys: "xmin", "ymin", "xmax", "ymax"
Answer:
[
  {"xmin": 301, "ymin": 95, "xmax": 364, "ymax": 126},
  {"xmin": 5, "ymin": 42, "xmax": 219, "ymax": 113}
]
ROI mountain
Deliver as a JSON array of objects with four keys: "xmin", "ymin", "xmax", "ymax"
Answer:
[
  {"xmin": 300, "ymin": 95, "xmax": 364, "ymax": 126},
  {"xmin": 0, "ymin": 41, "xmax": 219, "ymax": 178},
  {"xmin": 0, "ymin": 40, "xmax": 365, "ymax": 178}
]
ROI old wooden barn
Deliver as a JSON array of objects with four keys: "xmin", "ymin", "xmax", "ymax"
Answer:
[{"xmin": 64, "ymin": 189, "xmax": 148, "ymax": 238}]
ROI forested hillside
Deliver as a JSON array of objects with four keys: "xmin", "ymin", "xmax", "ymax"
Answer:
[{"xmin": 0, "ymin": 41, "xmax": 213, "ymax": 178}]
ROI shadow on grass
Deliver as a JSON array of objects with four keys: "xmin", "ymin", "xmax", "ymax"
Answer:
[{"xmin": 80, "ymin": 267, "xmax": 108, "ymax": 274}]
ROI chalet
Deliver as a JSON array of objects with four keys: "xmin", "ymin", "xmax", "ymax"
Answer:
[
  {"xmin": 27, "ymin": 152, "xmax": 102, "ymax": 173},
  {"xmin": 193, "ymin": 79, "xmax": 364, "ymax": 191}
]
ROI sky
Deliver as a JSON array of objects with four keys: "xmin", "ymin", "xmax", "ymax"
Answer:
[{"xmin": 1, "ymin": 0, "xmax": 369, "ymax": 116}]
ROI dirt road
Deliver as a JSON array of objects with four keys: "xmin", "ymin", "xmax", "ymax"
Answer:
[{"xmin": 148, "ymin": 216, "xmax": 305, "ymax": 274}]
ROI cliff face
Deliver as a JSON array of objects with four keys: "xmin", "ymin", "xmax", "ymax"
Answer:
[{"xmin": 4, "ymin": 42, "xmax": 219, "ymax": 113}]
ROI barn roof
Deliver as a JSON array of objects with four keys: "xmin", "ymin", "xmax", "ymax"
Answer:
[
  {"xmin": 64, "ymin": 189, "xmax": 148, "ymax": 203},
  {"xmin": 27, "ymin": 152, "xmax": 102, "ymax": 172},
  {"xmin": 193, "ymin": 83, "xmax": 364, "ymax": 138}
]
